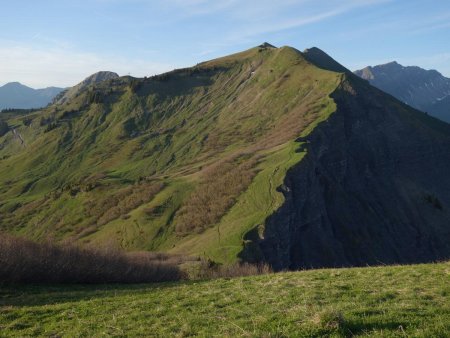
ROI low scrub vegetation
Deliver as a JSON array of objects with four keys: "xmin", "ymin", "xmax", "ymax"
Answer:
[
  {"xmin": 0, "ymin": 234, "xmax": 273, "ymax": 284},
  {"xmin": 175, "ymin": 155, "xmax": 259, "ymax": 234},
  {"xmin": 0, "ymin": 234, "xmax": 183, "ymax": 284},
  {"xmin": 192, "ymin": 260, "xmax": 272, "ymax": 279},
  {"xmin": 84, "ymin": 182, "xmax": 164, "ymax": 227}
]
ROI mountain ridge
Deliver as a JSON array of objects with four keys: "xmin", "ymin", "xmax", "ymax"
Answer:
[{"xmin": 1, "ymin": 44, "xmax": 449, "ymax": 269}]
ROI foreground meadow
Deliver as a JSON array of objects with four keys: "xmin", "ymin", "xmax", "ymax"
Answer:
[{"xmin": 0, "ymin": 262, "xmax": 449, "ymax": 337}]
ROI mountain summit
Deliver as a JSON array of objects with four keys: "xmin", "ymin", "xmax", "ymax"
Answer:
[
  {"xmin": 303, "ymin": 47, "xmax": 349, "ymax": 73},
  {"xmin": 54, "ymin": 71, "xmax": 119, "ymax": 105},
  {"xmin": 259, "ymin": 42, "xmax": 277, "ymax": 49},
  {"xmin": 1, "ymin": 45, "xmax": 449, "ymax": 269}
]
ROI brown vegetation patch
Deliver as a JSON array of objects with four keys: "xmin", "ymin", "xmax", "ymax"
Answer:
[
  {"xmin": 175, "ymin": 154, "xmax": 259, "ymax": 234},
  {"xmin": 192, "ymin": 259, "xmax": 272, "ymax": 279},
  {"xmin": 0, "ymin": 234, "xmax": 184, "ymax": 283},
  {"xmin": 84, "ymin": 182, "xmax": 165, "ymax": 227}
]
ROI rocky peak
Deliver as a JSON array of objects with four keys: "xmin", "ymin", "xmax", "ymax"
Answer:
[
  {"xmin": 54, "ymin": 71, "xmax": 119, "ymax": 105},
  {"xmin": 303, "ymin": 47, "xmax": 349, "ymax": 73}
]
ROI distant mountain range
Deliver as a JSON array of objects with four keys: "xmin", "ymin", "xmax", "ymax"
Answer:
[
  {"xmin": 0, "ymin": 82, "xmax": 65, "ymax": 110},
  {"xmin": 355, "ymin": 62, "xmax": 450, "ymax": 122}
]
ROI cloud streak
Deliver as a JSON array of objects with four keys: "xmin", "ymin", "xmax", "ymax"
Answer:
[
  {"xmin": 232, "ymin": 0, "xmax": 391, "ymax": 38},
  {"xmin": 191, "ymin": 0, "xmax": 391, "ymax": 56}
]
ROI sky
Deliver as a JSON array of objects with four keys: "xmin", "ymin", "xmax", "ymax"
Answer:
[{"xmin": 1, "ymin": 0, "xmax": 450, "ymax": 88}]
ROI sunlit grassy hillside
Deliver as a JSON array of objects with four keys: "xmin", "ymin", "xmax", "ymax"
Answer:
[{"xmin": 0, "ymin": 44, "xmax": 342, "ymax": 263}]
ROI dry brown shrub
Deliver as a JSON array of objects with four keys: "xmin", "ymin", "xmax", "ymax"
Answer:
[
  {"xmin": 193, "ymin": 259, "xmax": 272, "ymax": 279},
  {"xmin": 175, "ymin": 154, "xmax": 259, "ymax": 234},
  {"xmin": 0, "ymin": 233, "xmax": 184, "ymax": 284},
  {"xmin": 84, "ymin": 182, "xmax": 165, "ymax": 227}
]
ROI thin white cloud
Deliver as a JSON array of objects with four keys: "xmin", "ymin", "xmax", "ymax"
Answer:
[
  {"xmin": 0, "ymin": 44, "xmax": 175, "ymax": 88},
  {"xmin": 164, "ymin": 0, "xmax": 239, "ymax": 15},
  {"xmin": 228, "ymin": 8, "xmax": 347, "ymax": 40},
  {"xmin": 229, "ymin": 0, "xmax": 391, "ymax": 39},
  {"xmin": 191, "ymin": 0, "xmax": 391, "ymax": 57}
]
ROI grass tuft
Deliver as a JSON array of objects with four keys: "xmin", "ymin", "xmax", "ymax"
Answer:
[{"xmin": 311, "ymin": 308, "xmax": 345, "ymax": 330}]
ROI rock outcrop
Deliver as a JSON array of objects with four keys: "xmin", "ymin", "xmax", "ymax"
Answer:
[{"xmin": 54, "ymin": 71, "xmax": 119, "ymax": 105}]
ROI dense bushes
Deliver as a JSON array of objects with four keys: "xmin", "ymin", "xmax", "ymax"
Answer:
[
  {"xmin": 175, "ymin": 155, "xmax": 258, "ymax": 234},
  {"xmin": 0, "ymin": 234, "xmax": 184, "ymax": 284}
]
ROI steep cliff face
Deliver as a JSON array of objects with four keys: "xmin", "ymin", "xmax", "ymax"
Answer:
[{"xmin": 253, "ymin": 76, "xmax": 450, "ymax": 270}]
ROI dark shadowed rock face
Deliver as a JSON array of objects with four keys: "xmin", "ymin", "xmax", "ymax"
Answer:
[
  {"xmin": 303, "ymin": 47, "xmax": 349, "ymax": 73},
  {"xmin": 355, "ymin": 62, "xmax": 450, "ymax": 122},
  {"xmin": 248, "ymin": 76, "xmax": 450, "ymax": 270}
]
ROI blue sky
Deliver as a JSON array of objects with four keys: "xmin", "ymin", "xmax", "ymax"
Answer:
[{"xmin": 1, "ymin": 0, "xmax": 450, "ymax": 88}]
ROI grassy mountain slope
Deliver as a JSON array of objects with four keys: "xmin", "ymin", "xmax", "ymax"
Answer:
[
  {"xmin": 2, "ymin": 44, "xmax": 450, "ymax": 268},
  {"xmin": 0, "ymin": 45, "xmax": 342, "ymax": 263},
  {"xmin": 1, "ymin": 261, "xmax": 449, "ymax": 336}
]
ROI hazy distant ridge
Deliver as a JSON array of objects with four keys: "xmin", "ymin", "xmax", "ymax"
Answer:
[
  {"xmin": 355, "ymin": 62, "xmax": 450, "ymax": 122},
  {"xmin": 0, "ymin": 82, "xmax": 65, "ymax": 110}
]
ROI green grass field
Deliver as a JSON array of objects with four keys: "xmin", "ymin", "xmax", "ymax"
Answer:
[{"xmin": 1, "ymin": 261, "xmax": 448, "ymax": 337}]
